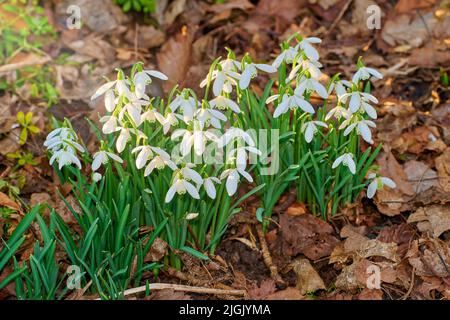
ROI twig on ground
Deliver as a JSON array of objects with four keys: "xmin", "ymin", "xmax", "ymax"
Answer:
[
  {"xmin": 325, "ymin": 0, "xmax": 353, "ymax": 37},
  {"xmin": 97, "ymin": 283, "xmax": 246, "ymax": 299},
  {"xmin": 256, "ymin": 224, "xmax": 285, "ymax": 285}
]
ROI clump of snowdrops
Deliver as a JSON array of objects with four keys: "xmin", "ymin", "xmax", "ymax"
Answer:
[{"xmin": 44, "ymin": 34, "xmax": 396, "ymax": 266}]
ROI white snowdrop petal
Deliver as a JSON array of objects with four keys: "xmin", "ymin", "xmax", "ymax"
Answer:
[
  {"xmin": 367, "ymin": 180, "xmax": 377, "ymax": 199},
  {"xmin": 381, "ymin": 177, "xmax": 396, "ymax": 188}
]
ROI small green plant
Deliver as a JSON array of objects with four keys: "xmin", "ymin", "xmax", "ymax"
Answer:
[
  {"xmin": 16, "ymin": 111, "xmax": 40, "ymax": 145},
  {"xmin": 7, "ymin": 151, "xmax": 39, "ymax": 168},
  {"xmin": 114, "ymin": 0, "xmax": 156, "ymax": 14},
  {"xmin": 0, "ymin": 2, "xmax": 59, "ymax": 106}
]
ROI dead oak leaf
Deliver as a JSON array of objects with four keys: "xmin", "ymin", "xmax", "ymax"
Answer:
[
  {"xmin": 156, "ymin": 29, "xmax": 195, "ymax": 92},
  {"xmin": 436, "ymin": 147, "xmax": 450, "ymax": 193},
  {"xmin": 408, "ymin": 205, "xmax": 450, "ymax": 238},
  {"xmin": 280, "ymin": 213, "xmax": 340, "ymax": 260},
  {"xmin": 292, "ymin": 258, "xmax": 326, "ymax": 295}
]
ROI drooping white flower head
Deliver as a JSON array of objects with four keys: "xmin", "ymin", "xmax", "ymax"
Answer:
[
  {"xmin": 200, "ymin": 58, "xmax": 241, "ymax": 96},
  {"xmin": 144, "ymin": 155, "xmax": 177, "ymax": 177},
  {"xmin": 272, "ymin": 46, "xmax": 298, "ymax": 68},
  {"xmin": 220, "ymin": 167, "xmax": 253, "ymax": 196},
  {"xmin": 195, "ymin": 107, "xmax": 227, "ymax": 129},
  {"xmin": 239, "ymin": 63, "xmax": 277, "ymax": 90},
  {"xmin": 169, "ymin": 94, "xmax": 199, "ymax": 124},
  {"xmin": 92, "ymin": 150, "xmax": 123, "ymax": 171},
  {"xmin": 352, "ymin": 66, "xmax": 383, "ymax": 84},
  {"xmin": 327, "ymin": 79, "xmax": 352, "ymax": 99},
  {"xmin": 203, "ymin": 176, "xmax": 221, "ymax": 199},
  {"xmin": 155, "ymin": 111, "xmax": 183, "ymax": 135},
  {"xmin": 44, "ymin": 125, "xmax": 85, "ymax": 171},
  {"xmin": 49, "ymin": 149, "xmax": 82, "ymax": 170},
  {"xmin": 288, "ymin": 59, "xmax": 323, "ymax": 81},
  {"xmin": 171, "ymin": 124, "xmax": 218, "ymax": 156},
  {"xmin": 295, "ymin": 37, "xmax": 322, "ymax": 61},
  {"xmin": 209, "ymin": 95, "xmax": 241, "ymax": 114},
  {"xmin": 133, "ymin": 69, "xmax": 168, "ymax": 99},
  {"xmin": 332, "ymin": 153, "xmax": 356, "ymax": 175},
  {"xmin": 270, "ymin": 92, "xmax": 315, "ymax": 118},
  {"xmin": 301, "ymin": 120, "xmax": 328, "ymax": 143},
  {"xmin": 340, "ymin": 118, "xmax": 376, "ymax": 144},
  {"xmin": 228, "ymin": 146, "xmax": 262, "ymax": 170},
  {"xmin": 340, "ymin": 91, "xmax": 378, "ymax": 114},
  {"xmin": 99, "ymin": 115, "xmax": 120, "ymax": 135},
  {"xmin": 132, "ymin": 145, "xmax": 170, "ymax": 169},
  {"xmin": 295, "ymin": 76, "xmax": 328, "ymax": 99},
  {"xmin": 366, "ymin": 173, "xmax": 396, "ymax": 199},
  {"xmin": 217, "ymin": 127, "xmax": 256, "ymax": 148},
  {"xmin": 165, "ymin": 165, "xmax": 203, "ymax": 202}
]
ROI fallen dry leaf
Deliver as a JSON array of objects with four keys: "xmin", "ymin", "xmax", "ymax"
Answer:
[
  {"xmin": 292, "ymin": 258, "xmax": 326, "ymax": 294},
  {"xmin": 157, "ymin": 28, "xmax": 194, "ymax": 92},
  {"xmin": 247, "ymin": 279, "xmax": 276, "ymax": 299},
  {"xmin": 408, "ymin": 205, "xmax": 450, "ymax": 238},
  {"xmin": 286, "ymin": 202, "xmax": 306, "ymax": 216},
  {"xmin": 382, "ymin": 12, "xmax": 450, "ymax": 48},
  {"xmin": 280, "ymin": 213, "xmax": 340, "ymax": 260},
  {"xmin": 145, "ymin": 237, "xmax": 168, "ymax": 262},
  {"xmin": 436, "ymin": 147, "xmax": 450, "ymax": 193},
  {"xmin": 0, "ymin": 192, "xmax": 20, "ymax": 211}
]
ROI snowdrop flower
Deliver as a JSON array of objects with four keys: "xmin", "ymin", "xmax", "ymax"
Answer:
[
  {"xmin": 90, "ymin": 78, "xmax": 130, "ymax": 101},
  {"xmin": 200, "ymin": 58, "xmax": 241, "ymax": 96},
  {"xmin": 352, "ymin": 66, "xmax": 383, "ymax": 84},
  {"xmin": 155, "ymin": 112, "xmax": 183, "ymax": 134},
  {"xmin": 332, "ymin": 153, "xmax": 356, "ymax": 174},
  {"xmin": 99, "ymin": 115, "xmax": 120, "ymax": 134},
  {"xmin": 301, "ymin": 120, "xmax": 327, "ymax": 143},
  {"xmin": 366, "ymin": 173, "xmax": 396, "ymax": 199},
  {"xmin": 272, "ymin": 46, "xmax": 298, "ymax": 68},
  {"xmin": 92, "ymin": 150, "xmax": 123, "ymax": 171},
  {"xmin": 228, "ymin": 146, "xmax": 262, "ymax": 169},
  {"xmin": 141, "ymin": 108, "xmax": 162, "ymax": 123},
  {"xmin": 209, "ymin": 95, "xmax": 241, "ymax": 113},
  {"xmin": 144, "ymin": 155, "xmax": 177, "ymax": 177},
  {"xmin": 239, "ymin": 63, "xmax": 277, "ymax": 90},
  {"xmin": 220, "ymin": 167, "xmax": 253, "ymax": 196},
  {"xmin": 169, "ymin": 94, "xmax": 198, "ymax": 123},
  {"xmin": 104, "ymin": 89, "xmax": 116, "ymax": 112},
  {"xmin": 217, "ymin": 127, "xmax": 256, "ymax": 148},
  {"xmin": 132, "ymin": 145, "xmax": 170, "ymax": 169},
  {"xmin": 288, "ymin": 59, "xmax": 323, "ymax": 81},
  {"xmin": 295, "ymin": 37, "xmax": 321, "ymax": 61},
  {"xmin": 165, "ymin": 176, "xmax": 200, "ymax": 202},
  {"xmin": 340, "ymin": 91, "xmax": 378, "ymax": 114},
  {"xmin": 180, "ymin": 165, "xmax": 203, "ymax": 185},
  {"xmin": 171, "ymin": 125, "xmax": 218, "ymax": 156},
  {"xmin": 196, "ymin": 107, "xmax": 227, "ymax": 129},
  {"xmin": 133, "ymin": 69, "xmax": 168, "ymax": 99},
  {"xmin": 44, "ymin": 127, "xmax": 85, "ymax": 153},
  {"xmin": 270, "ymin": 92, "xmax": 315, "ymax": 118},
  {"xmin": 165, "ymin": 165, "xmax": 203, "ymax": 202},
  {"xmin": 203, "ymin": 177, "xmax": 221, "ymax": 199},
  {"xmin": 340, "ymin": 118, "xmax": 376, "ymax": 144},
  {"xmin": 328, "ymin": 79, "xmax": 352, "ymax": 99},
  {"xmin": 119, "ymin": 94, "xmax": 147, "ymax": 125},
  {"xmin": 49, "ymin": 149, "xmax": 82, "ymax": 170},
  {"xmin": 325, "ymin": 104, "xmax": 351, "ymax": 121},
  {"xmin": 93, "ymin": 172, "xmax": 102, "ymax": 182},
  {"xmin": 295, "ymin": 76, "xmax": 328, "ymax": 99},
  {"xmin": 116, "ymin": 127, "xmax": 131, "ymax": 153}
]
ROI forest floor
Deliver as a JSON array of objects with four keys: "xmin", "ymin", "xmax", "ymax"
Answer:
[{"xmin": 0, "ymin": 0, "xmax": 449, "ymax": 300}]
